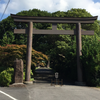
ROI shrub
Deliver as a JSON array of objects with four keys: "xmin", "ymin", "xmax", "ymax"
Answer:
[
  {"xmin": 81, "ymin": 35, "xmax": 100, "ymax": 86},
  {"xmin": 23, "ymin": 69, "xmax": 34, "ymax": 81},
  {"xmin": 0, "ymin": 67, "xmax": 34, "ymax": 87},
  {"xmin": 0, "ymin": 44, "xmax": 48, "ymax": 69},
  {"xmin": 0, "ymin": 44, "xmax": 48, "ymax": 86},
  {"xmin": 0, "ymin": 68, "xmax": 14, "ymax": 86},
  {"xmin": 50, "ymin": 34, "xmax": 100, "ymax": 86}
]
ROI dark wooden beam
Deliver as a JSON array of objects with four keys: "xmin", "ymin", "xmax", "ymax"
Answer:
[
  {"xmin": 13, "ymin": 19, "xmax": 95, "ymax": 23},
  {"xmin": 14, "ymin": 29, "xmax": 27, "ymax": 34},
  {"xmin": 14, "ymin": 29, "xmax": 94, "ymax": 35},
  {"xmin": 33, "ymin": 29, "xmax": 75, "ymax": 35},
  {"xmin": 11, "ymin": 14, "xmax": 97, "ymax": 24},
  {"xmin": 81, "ymin": 30, "xmax": 94, "ymax": 35}
]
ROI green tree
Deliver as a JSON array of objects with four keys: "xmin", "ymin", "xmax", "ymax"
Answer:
[
  {"xmin": 81, "ymin": 34, "xmax": 100, "ymax": 86},
  {"xmin": 0, "ymin": 31, "xmax": 15, "ymax": 46},
  {"xmin": 65, "ymin": 8, "xmax": 99, "ymax": 32}
]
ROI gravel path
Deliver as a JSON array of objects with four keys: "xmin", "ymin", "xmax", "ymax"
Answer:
[{"xmin": 26, "ymin": 83, "xmax": 100, "ymax": 100}]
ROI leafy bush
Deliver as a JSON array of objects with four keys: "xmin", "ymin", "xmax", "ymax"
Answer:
[
  {"xmin": 0, "ymin": 67, "xmax": 34, "ymax": 87},
  {"xmin": 50, "ymin": 36, "xmax": 77, "ymax": 82},
  {"xmin": 0, "ymin": 44, "xmax": 48, "ymax": 86},
  {"xmin": 0, "ymin": 68, "xmax": 14, "ymax": 86},
  {"xmin": 0, "ymin": 44, "xmax": 48, "ymax": 69},
  {"xmin": 50, "ymin": 34, "xmax": 100, "ymax": 86},
  {"xmin": 0, "ymin": 44, "xmax": 48, "ymax": 75},
  {"xmin": 23, "ymin": 69, "xmax": 34, "ymax": 81},
  {"xmin": 81, "ymin": 34, "xmax": 100, "ymax": 86}
]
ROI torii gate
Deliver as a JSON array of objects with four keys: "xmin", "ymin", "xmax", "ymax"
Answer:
[{"xmin": 11, "ymin": 14, "xmax": 97, "ymax": 84}]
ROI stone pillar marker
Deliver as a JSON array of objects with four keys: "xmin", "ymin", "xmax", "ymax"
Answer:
[{"xmin": 14, "ymin": 58, "xmax": 23, "ymax": 83}]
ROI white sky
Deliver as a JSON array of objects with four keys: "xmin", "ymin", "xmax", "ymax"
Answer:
[{"xmin": 0, "ymin": 0, "xmax": 100, "ymax": 20}]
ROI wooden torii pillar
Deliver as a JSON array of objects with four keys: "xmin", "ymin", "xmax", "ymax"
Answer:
[{"xmin": 11, "ymin": 14, "xmax": 97, "ymax": 84}]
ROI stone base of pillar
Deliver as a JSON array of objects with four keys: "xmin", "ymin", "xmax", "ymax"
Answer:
[
  {"xmin": 75, "ymin": 81, "xmax": 86, "ymax": 86},
  {"xmin": 9, "ymin": 83, "xmax": 26, "ymax": 87},
  {"xmin": 24, "ymin": 81, "xmax": 33, "ymax": 85}
]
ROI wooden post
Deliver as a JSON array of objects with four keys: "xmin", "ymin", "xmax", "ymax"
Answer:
[
  {"xmin": 76, "ymin": 23, "xmax": 83, "ymax": 82},
  {"xmin": 25, "ymin": 21, "xmax": 33, "ymax": 82}
]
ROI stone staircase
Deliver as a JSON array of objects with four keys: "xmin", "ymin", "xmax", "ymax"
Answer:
[{"xmin": 34, "ymin": 67, "xmax": 55, "ymax": 83}]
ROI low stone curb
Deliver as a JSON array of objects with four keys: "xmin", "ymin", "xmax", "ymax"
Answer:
[{"xmin": 9, "ymin": 83, "xmax": 26, "ymax": 87}]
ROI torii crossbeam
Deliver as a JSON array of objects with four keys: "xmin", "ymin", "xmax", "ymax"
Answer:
[{"xmin": 11, "ymin": 14, "xmax": 97, "ymax": 84}]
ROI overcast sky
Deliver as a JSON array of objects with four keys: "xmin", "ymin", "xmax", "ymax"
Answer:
[{"xmin": 0, "ymin": 0, "xmax": 100, "ymax": 21}]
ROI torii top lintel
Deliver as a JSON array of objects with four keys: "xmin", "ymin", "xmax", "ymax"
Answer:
[{"xmin": 11, "ymin": 14, "xmax": 98, "ymax": 24}]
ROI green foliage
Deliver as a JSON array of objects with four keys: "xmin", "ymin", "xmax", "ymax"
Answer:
[
  {"xmin": 0, "ymin": 44, "xmax": 47, "ymax": 86},
  {"xmin": 17, "ymin": 9, "xmax": 52, "ymax": 17},
  {"xmin": 66, "ymin": 8, "xmax": 92, "ymax": 17},
  {"xmin": 65, "ymin": 8, "xmax": 99, "ymax": 32},
  {"xmin": 0, "ymin": 44, "xmax": 48, "ymax": 69},
  {"xmin": 52, "ymin": 11, "xmax": 66, "ymax": 17},
  {"xmin": 0, "ymin": 31, "xmax": 15, "ymax": 46},
  {"xmin": 0, "ymin": 68, "xmax": 14, "ymax": 86},
  {"xmin": 23, "ymin": 69, "xmax": 34, "ymax": 81},
  {"xmin": 0, "ymin": 16, "xmax": 15, "ymax": 40},
  {"xmin": 50, "ymin": 34, "xmax": 100, "ymax": 86},
  {"xmin": 0, "ymin": 8, "xmax": 99, "ymax": 46},
  {"xmin": 50, "ymin": 36, "xmax": 77, "ymax": 82},
  {"xmin": 81, "ymin": 34, "xmax": 100, "ymax": 86},
  {"xmin": 0, "ymin": 67, "xmax": 34, "ymax": 87}
]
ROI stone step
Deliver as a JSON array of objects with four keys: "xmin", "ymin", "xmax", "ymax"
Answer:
[
  {"xmin": 34, "ymin": 75, "xmax": 55, "ymax": 79},
  {"xmin": 35, "ymin": 70, "xmax": 53, "ymax": 74},
  {"xmin": 35, "ymin": 74, "xmax": 54, "ymax": 77},
  {"xmin": 34, "ymin": 68, "xmax": 55, "ymax": 83},
  {"xmin": 34, "ymin": 80, "xmax": 51, "ymax": 83},
  {"xmin": 35, "ymin": 68, "xmax": 54, "ymax": 74},
  {"xmin": 34, "ymin": 77, "xmax": 54, "ymax": 80},
  {"xmin": 34, "ymin": 68, "xmax": 54, "ymax": 83}
]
